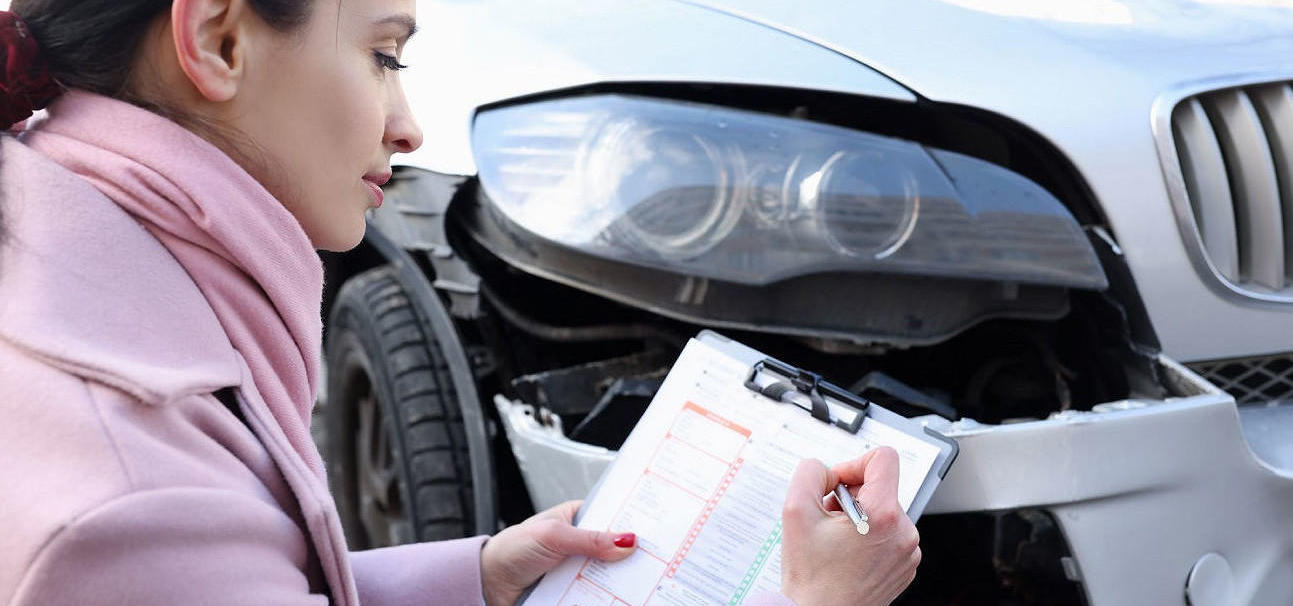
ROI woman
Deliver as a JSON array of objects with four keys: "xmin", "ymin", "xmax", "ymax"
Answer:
[{"xmin": 0, "ymin": 0, "xmax": 921, "ymax": 604}]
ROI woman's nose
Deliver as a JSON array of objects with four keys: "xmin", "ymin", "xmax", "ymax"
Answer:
[{"xmin": 385, "ymin": 92, "xmax": 424, "ymax": 154}]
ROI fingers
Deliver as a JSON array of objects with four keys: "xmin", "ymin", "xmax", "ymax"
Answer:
[
  {"xmin": 782, "ymin": 458, "xmax": 838, "ymax": 527},
  {"xmin": 533, "ymin": 520, "xmax": 636, "ymax": 563},
  {"xmin": 830, "ymin": 448, "xmax": 909, "ymax": 540},
  {"xmin": 844, "ymin": 447, "xmax": 900, "ymax": 513},
  {"xmin": 530, "ymin": 500, "xmax": 633, "ymax": 562},
  {"xmin": 831, "ymin": 446, "xmax": 895, "ymax": 487}
]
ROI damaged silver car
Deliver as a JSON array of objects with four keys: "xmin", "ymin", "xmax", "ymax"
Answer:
[{"xmin": 316, "ymin": 1, "xmax": 1293, "ymax": 604}]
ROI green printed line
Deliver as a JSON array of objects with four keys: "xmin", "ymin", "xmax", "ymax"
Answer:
[{"xmin": 729, "ymin": 521, "xmax": 782, "ymax": 605}]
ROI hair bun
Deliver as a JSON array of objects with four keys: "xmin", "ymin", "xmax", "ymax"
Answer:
[{"xmin": 0, "ymin": 11, "xmax": 60, "ymax": 127}]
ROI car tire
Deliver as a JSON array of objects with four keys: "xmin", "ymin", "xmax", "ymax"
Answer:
[{"xmin": 324, "ymin": 266, "xmax": 474, "ymax": 548}]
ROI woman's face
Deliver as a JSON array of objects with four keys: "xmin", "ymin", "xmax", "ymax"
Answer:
[{"xmin": 228, "ymin": 0, "xmax": 422, "ymax": 251}]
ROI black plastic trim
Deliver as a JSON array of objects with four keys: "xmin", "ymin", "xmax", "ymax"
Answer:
[{"xmin": 457, "ymin": 187, "xmax": 1073, "ymax": 348}]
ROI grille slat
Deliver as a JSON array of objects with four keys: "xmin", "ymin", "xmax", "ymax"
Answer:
[
  {"xmin": 1250, "ymin": 84, "xmax": 1293, "ymax": 281},
  {"xmin": 1168, "ymin": 80, "xmax": 1293, "ymax": 296},
  {"xmin": 1173, "ymin": 98, "xmax": 1241, "ymax": 281},
  {"xmin": 1201, "ymin": 88, "xmax": 1285, "ymax": 289}
]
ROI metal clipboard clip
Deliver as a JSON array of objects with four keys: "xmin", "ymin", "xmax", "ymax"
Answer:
[{"xmin": 743, "ymin": 358, "xmax": 869, "ymax": 434}]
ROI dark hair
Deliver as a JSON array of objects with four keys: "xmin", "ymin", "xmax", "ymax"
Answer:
[
  {"xmin": 0, "ymin": 0, "xmax": 315, "ymax": 243},
  {"xmin": 12, "ymin": 0, "xmax": 312, "ymax": 99}
]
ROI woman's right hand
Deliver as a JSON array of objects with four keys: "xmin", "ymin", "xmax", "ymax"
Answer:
[{"xmin": 779, "ymin": 447, "xmax": 921, "ymax": 606}]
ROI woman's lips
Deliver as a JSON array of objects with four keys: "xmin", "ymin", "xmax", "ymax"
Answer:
[
  {"xmin": 364, "ymin": 180, "xmax": 384, "ymax": 207},
  {"xmin": 363, "ymin": 173, "xmax": 391, "ymax": 208}
]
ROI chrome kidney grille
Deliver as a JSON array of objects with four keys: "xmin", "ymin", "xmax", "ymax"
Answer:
[{"xmin": 1162, "ymin": 80, "xmax": 1293, "ymax": 299}]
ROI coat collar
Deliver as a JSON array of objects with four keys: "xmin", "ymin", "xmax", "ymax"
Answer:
[{"xmin": 0, "ymin": 136, "xmax": 241, "ymax": 404}]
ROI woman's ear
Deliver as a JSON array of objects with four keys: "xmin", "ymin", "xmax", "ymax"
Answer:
[{"xmin": 171, "ymin": 0, "xmax": 250, "ymax": 102}]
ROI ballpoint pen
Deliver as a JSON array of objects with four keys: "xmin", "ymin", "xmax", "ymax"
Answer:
[{"xmin": 834, "ymin": 483, "xmax": 870, "ymax": 535}]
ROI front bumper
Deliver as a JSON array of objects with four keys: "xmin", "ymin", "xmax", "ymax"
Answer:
[{"xmin": 495, "ymin": 356, "xmax": 1293, "ymax": 605}]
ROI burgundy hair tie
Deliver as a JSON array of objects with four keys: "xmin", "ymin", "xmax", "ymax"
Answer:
[{"xmin": 0, "ymin": 11, "xmax": 60, "ymax": 127}]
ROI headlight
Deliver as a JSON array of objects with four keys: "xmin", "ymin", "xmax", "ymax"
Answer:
[{"xmin": 472, "ymin": 95, "xmax": 1106, "ymax": 290}]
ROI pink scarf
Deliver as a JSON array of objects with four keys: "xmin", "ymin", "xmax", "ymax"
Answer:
[{"xmin": 25, "ymin": 91, "xmax": 326, "ymax": 479}]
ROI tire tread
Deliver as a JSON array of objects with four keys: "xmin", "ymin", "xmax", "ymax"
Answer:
[{"xmin": 326, "ymin": 266, "xmax": 475, "ymax": 544}]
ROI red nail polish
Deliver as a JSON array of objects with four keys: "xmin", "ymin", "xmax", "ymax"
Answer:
[{"xmin": 614, "ymin": 533, "xmax": 636, "ymax": 548}]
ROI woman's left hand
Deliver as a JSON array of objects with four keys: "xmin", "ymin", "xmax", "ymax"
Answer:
[{"xmin": 479, "ymin": 500, "xmax": 637, "ymax": 606}]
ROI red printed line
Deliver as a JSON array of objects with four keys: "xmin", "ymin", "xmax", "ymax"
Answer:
[
  {"xmin": 684, "ymin": 402, "xmax": 752, "ymax": 438},
  {"xmin": 636, "ymin": 545, "xmax": 668, "ymax": 564},
  {"xmin": 664, "ymin": 403, "xmax": 752, "ymax": 463},
  {"xmin": 659, "ymin": 431, "xmax": 736, "ymax": 468},
  {"xmin": 642, "ymin": 467, "xmax": 710, "ymax": 503},
  {"xmin": 666, "ymin": 458, "xmax": 745, "ymax": 577},
  {"xmin": 571, "ymin": 402, "xmax": 752, "ymax": 605},
  {"xmin": 567, "ymin": 570, "xmax": 633, "ymax": 606}
]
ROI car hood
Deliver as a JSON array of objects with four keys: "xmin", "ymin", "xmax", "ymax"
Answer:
[{"xmin": 681, "ymin": 0, "xmax": 1293, "ymax": 106}]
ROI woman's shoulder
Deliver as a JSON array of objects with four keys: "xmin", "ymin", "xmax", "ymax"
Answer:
[{"xmin": 0, "ymin": 135, "xmax": 243, "ymax": 406}]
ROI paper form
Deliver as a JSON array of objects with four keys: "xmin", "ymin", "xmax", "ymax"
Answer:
[{"xmin": 523, "ymin": 339, "xmax": 942, "ymax": 606}]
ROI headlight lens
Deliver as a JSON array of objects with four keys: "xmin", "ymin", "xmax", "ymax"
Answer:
[{"xmin": 472, "ymin": 95, "xmax": 1106, "ymax": 289}]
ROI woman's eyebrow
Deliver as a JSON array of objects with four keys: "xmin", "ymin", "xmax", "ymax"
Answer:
[{"xmin": 374, "ymin": 14, "xmax": 418, "ymax": 41}]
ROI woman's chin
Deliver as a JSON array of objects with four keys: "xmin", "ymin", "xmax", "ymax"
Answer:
[{"xmin": 313, "ymin": 219, "xmax": 367, "ymax": 253}]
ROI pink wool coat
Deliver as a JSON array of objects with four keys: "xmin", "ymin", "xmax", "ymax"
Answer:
[{"xmin": 0, "ymin": 119, "xmax": 486, "ymax": 603}]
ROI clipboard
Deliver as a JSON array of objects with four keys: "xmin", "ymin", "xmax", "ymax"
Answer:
[
  {"xmin": 523, "ymin": 331, "xmax": 959, "ymax": 606},
  {"xmin": 698, "ymin": 330, "xmax": 958, "ymax": 521}
]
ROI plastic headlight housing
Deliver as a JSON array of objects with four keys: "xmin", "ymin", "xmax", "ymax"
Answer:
[{"xmin": 471, "ymin": 95, "xmax": 1106, "ymax": 290}]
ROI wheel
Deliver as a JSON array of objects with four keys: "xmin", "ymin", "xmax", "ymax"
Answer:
[{"xmin": 324, "ymin": 266, "xmax": 474, "ymax": 548}]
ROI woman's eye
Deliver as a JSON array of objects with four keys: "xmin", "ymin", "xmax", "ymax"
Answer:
[{"xmin": 373, "ymin": 51, "xmax": 407, "ymax": 72}]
